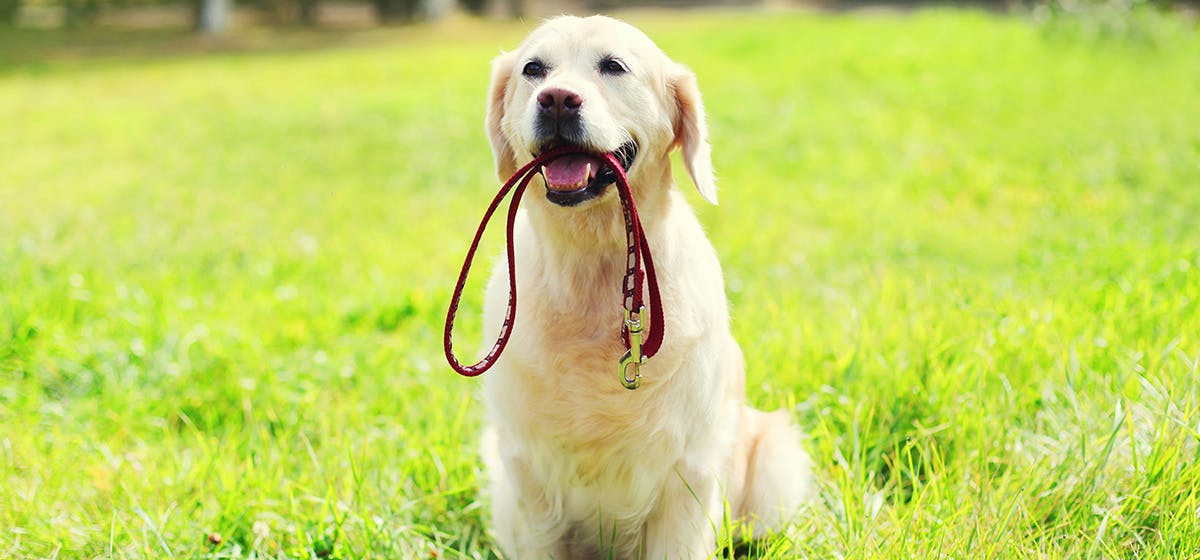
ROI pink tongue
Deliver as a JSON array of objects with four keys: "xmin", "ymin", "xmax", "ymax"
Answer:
[{"xmin": 542, "ymin": 155, "xmax": 604, "ymax": 192}]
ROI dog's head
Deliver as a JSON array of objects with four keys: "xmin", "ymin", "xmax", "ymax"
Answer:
[{"xmin": 486, "ymin": 15, "xmax": 717, "ymax": 208}]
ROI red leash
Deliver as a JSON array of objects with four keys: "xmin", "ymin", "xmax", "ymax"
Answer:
[{"xmin": 443, "ymin": 147, "xmax": 663, "ymax": 390}]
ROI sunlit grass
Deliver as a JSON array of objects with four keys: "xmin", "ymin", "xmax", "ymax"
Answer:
[{"xmin": 1, "ymin": 9, "xmax": 1199, "ymax": 558}]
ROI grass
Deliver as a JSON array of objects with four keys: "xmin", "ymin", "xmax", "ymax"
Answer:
[{"xmin": 2, "ymin": 8, "xmax": 1199, "ymax": 559}]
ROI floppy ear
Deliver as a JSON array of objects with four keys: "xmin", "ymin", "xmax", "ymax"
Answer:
[
  {"xmin": 670, "ymin": 64, "xmax": 718, "ymax": 204},
  {"xmin": 486, "ymin": 51, "xmax": 519, "ymax": 181}
]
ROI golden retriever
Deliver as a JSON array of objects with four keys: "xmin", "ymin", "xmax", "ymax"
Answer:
[{"xmin": 477, "ymin": 15, "xmax": 815, "ymax": 559}]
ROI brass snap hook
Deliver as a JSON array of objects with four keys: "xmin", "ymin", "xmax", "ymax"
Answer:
[
  {"xmin": 619, "ymin": 349, "xmax": 644, "ymax": 390},
  {"xmin": 617, "ymin": 307, "xmax": 645, "ymax": 390}
]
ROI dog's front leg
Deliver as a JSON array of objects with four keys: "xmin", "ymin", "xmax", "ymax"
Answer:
[
  {"xmin": 483, "ymin": 429, "xmax": 568, "ymax": 559},
  {"xmin": 642, "ymin": 465, "xmax": 721, "ymax": 560},
  {"xmin": 493, "ymin": 467, "xmax": 569, "ymax": 559}
]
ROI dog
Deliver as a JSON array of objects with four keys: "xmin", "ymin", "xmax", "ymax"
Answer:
[{"xmin": 477, "ymin": 15, "xmax": 816, "ymax": 559}]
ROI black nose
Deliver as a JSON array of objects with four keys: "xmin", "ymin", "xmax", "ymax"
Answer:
[{"xmin": 537, "ymin": 87, "xmax": 583, "ymax": 119}]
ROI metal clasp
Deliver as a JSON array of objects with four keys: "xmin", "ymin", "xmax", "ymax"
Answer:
[{"xmin": 618, "ymin": 307, "xmax": 645, "ymax": 390}]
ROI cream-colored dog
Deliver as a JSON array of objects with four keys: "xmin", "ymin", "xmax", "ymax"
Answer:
[{"xmin": 478, "ymin": 15, "xmax": 815, "ymax": 559}]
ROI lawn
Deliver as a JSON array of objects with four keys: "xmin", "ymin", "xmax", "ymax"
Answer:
[{"xmin": 2, "ymin": 8, "xmax": 1199, "ymax": 559}]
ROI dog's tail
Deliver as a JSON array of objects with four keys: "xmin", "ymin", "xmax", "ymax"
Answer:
[{"xmin": 737, "ymin": 407, "xmax": 818, "ymax": 538}]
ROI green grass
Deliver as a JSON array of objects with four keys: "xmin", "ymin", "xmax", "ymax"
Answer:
[{"xmin": 2, "ymin": 9, "xmax": 1200, "ymax": 559}]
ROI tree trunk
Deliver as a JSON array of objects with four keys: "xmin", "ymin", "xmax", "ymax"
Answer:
[
  {"xmin": 0, "ymin": 0, "xmax": 20, "ymax": 26},
  {"xmin": 509, "ymin": 0, "xmax": 524, "ymax": 18},
  {"xmin": 460, "ymin": 0, "xmax": 486, "ymax": 14},
  {"xmin": 298, "ymin": 0, "xmax": 318, "ymax": 25},
  {"xmin": 197, "ymin": 0, "xmax": 230, "ymax": 33},
  {"xmin": 61, "ymin": 0, "xmax": 99, "ymax": 27},
  {"xmin": 373, "ymin": 0, "xmax": 420, "ymax": 22}
]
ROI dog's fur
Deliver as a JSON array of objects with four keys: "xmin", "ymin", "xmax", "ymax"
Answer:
[{"xmin": 478, "ymin": 15, "xmax": 815, "ymax": 559}]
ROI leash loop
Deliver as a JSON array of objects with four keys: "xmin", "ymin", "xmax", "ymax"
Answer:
[{"xmin": 443, "ymin": 147, "xmax": 664, "ymax": 387}]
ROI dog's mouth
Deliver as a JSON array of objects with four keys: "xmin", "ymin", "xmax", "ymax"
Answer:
[{"xmin": 535, "ymin": 141, "xmax": 638, "ymax": 207}]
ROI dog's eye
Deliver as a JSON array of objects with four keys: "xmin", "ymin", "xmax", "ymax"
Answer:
[
  {"xmin": 599, "ymin": 57, "xmax": 628, "ymax": 75},
  {"xmin": 522, "ymin": 60, "xmax": 547, "ymax": 79}
]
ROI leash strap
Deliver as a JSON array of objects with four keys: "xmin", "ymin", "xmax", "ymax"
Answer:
[{"xmin": 443, "ymin": 148, "xmax": 663, "ymax": 386}]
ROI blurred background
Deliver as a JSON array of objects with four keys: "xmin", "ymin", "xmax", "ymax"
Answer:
[
  {"xmin": 0, "ymin": 0, "xmax": 1196, "ymax": 35},
  {"xmin": 2, "ymin": 0, "xmax": 1199, "ymax": 556}
]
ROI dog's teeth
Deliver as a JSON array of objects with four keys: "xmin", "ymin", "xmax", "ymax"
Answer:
[
  {"xmin": 585, "ymin": 162, "xmax": 592, "ymax": 179},
  {"xmin": 541, "ymin": 165, "xmax": 548, "ymax": 177}
]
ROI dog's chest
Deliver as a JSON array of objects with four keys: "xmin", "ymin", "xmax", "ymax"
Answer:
[
  {"xmin": 523, "ymin": 420, "xmax": 681, "ymax": 525},
  {"xmin": 500, "ymin": 298, "xmax": 693, "ymax": 510}
]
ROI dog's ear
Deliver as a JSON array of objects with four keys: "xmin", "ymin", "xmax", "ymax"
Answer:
[
  {"xmin": 669, "ymin": 64, "xmax": 718, "ymax": 204},
  {"xmin": 486, "ymin": 51, "xmax": 519, "ymax": 182}
]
